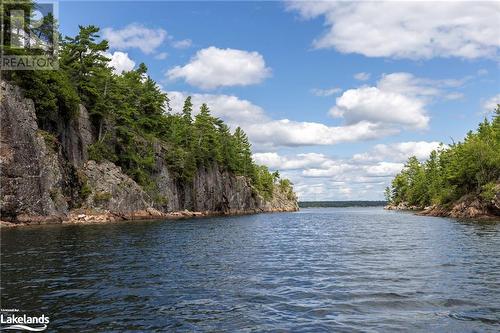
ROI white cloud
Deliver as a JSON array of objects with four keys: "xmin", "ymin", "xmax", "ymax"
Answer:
[
  {"xmin": 331, "ymin": 86, "xmax": 429, "ymax": 129},
  {"xmin": 103, "ymin": 24, "xmax": 167, "ymax": 54},
  {"xmin": 172, "ymin": 39, "xmax": 192, "ymax": 49},
  {"xmin": 253, "ymin": 152, "xmax": 329, "ymax": 170},
  {"xmin": 254, "ymin": 151, "xmax": 409, "ymax": 200},
  {"xmin": 354, "ymin": 72, "xmax": 370, "ymax": 81},
  {"xmin": 245, "ymin": 120, "xmax": 395, "ymax": 147},
  {"xmin": 329, "ymin": 72, "xmax": 472, "ymax": 130},
  {"xmin": 287, "ymin": 1, "xmax": 500, "ymax": 59},
  {"xmin": 167, "ymin": 91, "xmax": 267, "ymax": 124},
  {"xmin": 311, "ymin": 87, "xmax": 341, "ymax": 97},
  {"xmin": 302, "ymin": 162, "xmax": 357, "ymax": 178},
  {"xmin": 365, "ymin": 162, "xmax": 405, "ymax": 177},
  {"xmin": 376, "ymin": 73, "xmax": 441, "ymax": 98},
  {"xmin": 253, "ymin": 145, "xmax": 439, "ymax": 200},
  {"xmin": 167, "ymin": 47, "xmax": 271, "ymax": 89},
  {"xmin": 482, "ymin": 93, "xmax": 500, "ymax": 113},
  {"xmin": 254, "ymin": 140, "xmax": 447, "ymax": 200},
  {"xmin": 104, "ymin": 51, "xmax": 135, "ymax": 74},
  {"xmin": 353, "ymin": 141, "xmax": 444, "ymax": 163}
]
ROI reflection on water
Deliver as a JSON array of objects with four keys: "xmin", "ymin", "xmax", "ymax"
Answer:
[{"xmin": 1, "ymin": 208, "xmax": 499, "ymax": 331}]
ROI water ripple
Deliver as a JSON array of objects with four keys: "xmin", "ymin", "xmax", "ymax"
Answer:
[{"xmin": 1, "ymin": 208, "xmax": 499, "ymax": 331}]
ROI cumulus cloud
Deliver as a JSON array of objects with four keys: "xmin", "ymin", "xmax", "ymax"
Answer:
[
  {"xmin": 254, "ymin": 150, "xmax": 411, "ymax": 200},
  {"xmin": 482, "ymin": 93, "xmax": 500, "ymax": 113},
  {"xmin": 103, "ymin": 24, "xmax": 167, "ymax": 54},
  {"xmin": 365, "ymin": 162, "xmax": 405, "ymax": 177},
  {"xmin": 287, "ymin": 1, "xmax": 500, "ymax": 59},
  {"xmin": 353, "ymin": 141, "xmax": 444, "ymax": 163},
  {"xmin": 167, "ymin": 91, "xmax": 267, "ymax": 124},
  {"xmin": 330, "ymin": 86, "xmax": 429, "ymax": 129},
  {"xmin": 253, "ymin": 152, "xmax": 329, "ymax": 170},
  {"xmin": 254, "ymin": 140, "xmax": 447, "ymax": 200},
  {"xmin": 253, "ymin": 146, "xmax": 434, "ymax": 200},
  {"xmin": 167, "ymin": 47, "xmax": 271, "ymax": 89},
  {"xmin": 329, "ymin": 72, "xmax": 472, "ymax": 130},
  {"xmin": 376, "ymin": 73, "xmax": 441, "ymax": 98},
  {"xmin": 104, "ymin": 51, "xmax": 135, "ymax": 74},
  {"xmin": 244, "ymin": 120, "xmax": 395, "ymax": 147},
  {"xmin": 354, "ymin": 72, "xmax": 370, "ymax": 81}
]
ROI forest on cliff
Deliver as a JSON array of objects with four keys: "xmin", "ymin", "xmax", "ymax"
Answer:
[
  {"xmin": 385, "ymin": 108, "xmax": 500, "ymax": 210},
  {"xmin": 2, "ymin": 2, "xmax": 295, "ymax": 204}
]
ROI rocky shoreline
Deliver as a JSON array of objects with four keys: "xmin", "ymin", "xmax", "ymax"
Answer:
[
  {"xmin": 385, "ymin": 191, "xmax": 500, "ymax": 221},
  {"xmin": 0, "ymin": 206, "xmax": 298, "ymax": 228}
]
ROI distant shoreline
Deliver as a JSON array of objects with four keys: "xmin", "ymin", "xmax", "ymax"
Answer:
[{"xmin": 299, "ymin": 201, "xmax": 387, "ymax": 208}]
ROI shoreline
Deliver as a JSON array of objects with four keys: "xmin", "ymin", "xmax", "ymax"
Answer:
[
  {"xmin": 0, "ymin": 207, "xmax": 298, "ymax": 228},
  {"xmin": 385, "ymin": 205, "xmax": 500, "ymax": 221}
]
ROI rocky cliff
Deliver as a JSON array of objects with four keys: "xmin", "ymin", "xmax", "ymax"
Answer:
[{"xmin": 0, "ymin": 81, "xmax": 298, "ymax": 224}]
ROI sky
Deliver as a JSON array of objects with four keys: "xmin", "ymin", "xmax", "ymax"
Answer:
[{"xmin": 58, "ymin": 1, "xmax": 500, "ymax": 201}]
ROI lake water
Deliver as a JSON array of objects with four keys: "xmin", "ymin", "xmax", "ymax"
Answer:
[{"xmin": 1, "ymin": 208, "xmax": 499, "ymax": 332}]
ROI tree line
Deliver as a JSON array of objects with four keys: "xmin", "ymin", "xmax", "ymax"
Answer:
[
  {"xmin": 385, "ymin": 108, "xmax": 499, "ymax": 208},
  {"xmin": 3, "ymin": 3, "xmax": 294, "ymax": 202}
]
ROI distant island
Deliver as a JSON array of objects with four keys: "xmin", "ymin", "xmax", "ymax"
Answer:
[{"xmin": 300, "ymin": 201, "xmax": 387, "ymax": 208}]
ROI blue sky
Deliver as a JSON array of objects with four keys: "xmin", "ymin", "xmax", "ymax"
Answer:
[{"xmin": 59, "ymin": 1, "xmax": 500, "ymax": 200}]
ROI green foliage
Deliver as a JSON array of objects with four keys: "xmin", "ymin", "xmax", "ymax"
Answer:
[
  {"xmin": 37, "ymin": 130, "xmax": 58, "ymax": 151},
  {"xmin": 481, "ymin": 182, "xmax": 497, "ymax": 202},
  {"xmin": 94, "ymin": 191, "xmax": 112, "ymax": 203},
  {"xmin": 10, "ymin": 70, "xmax": 80, "ymax": 129},
  {"xmin": 88, "ymin": 139, "xmax": 116, "ymax": 163},
  {"xmin": 388, "ymin": 106, "xmax": 500, "ymax": 207},
  {"xmin": 279, "ymin": 178, "xmax": 296, "ymax": 201},
  {"xmin": 252, "ymin": 165, "xmax": 275, "ymax": 200},
  {"xmin": 79, "ymin": 182, "xmax": 92, "ymax": 200}
]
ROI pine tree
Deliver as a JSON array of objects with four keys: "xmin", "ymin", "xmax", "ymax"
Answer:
[
  {"xmin": 233, "ymin": 127, "xmax": 253, "ymax": 176},
  {"xmin": 182, "ymin": 96, "xmax": 193, "ymax": 124}
]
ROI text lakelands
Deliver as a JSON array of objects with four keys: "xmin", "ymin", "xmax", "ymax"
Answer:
[{"xmin": 1, "ymin": 314, "xmax": 50, "ymax": 324}]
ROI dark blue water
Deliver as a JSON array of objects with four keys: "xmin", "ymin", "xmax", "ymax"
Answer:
[{"xmin": 1, "ymin": 208, "xmax": 499, "ymax": 332}]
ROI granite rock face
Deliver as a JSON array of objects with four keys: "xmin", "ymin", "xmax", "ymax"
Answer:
[
  {"xmin": 60, "ymin": 104, "xmax": 94, "ymax": 168},
  {"xmin": 0, "ymin": 81, "xmax": 298, "ymax": 223},
  {"xmin": 81, "ymin": 160, "xmax": 153, "ymax": 213},
  {"xmin": 0, "ymin": 81, "xmax": 68, "ymax": 221},
  {"xmin": 152, "ymin": 151, "xmax": 297, "ymax": 214}
]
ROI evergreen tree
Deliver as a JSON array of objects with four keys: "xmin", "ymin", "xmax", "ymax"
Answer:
[{"xmin": 182, "ymin": 96, "xmax": 193, "ymax": 124}]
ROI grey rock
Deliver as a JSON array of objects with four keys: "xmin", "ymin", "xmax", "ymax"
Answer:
[
  {"xmin": 81, "ymin": 160, "xmax": 152, "ymax": 213},
  {"xmin": 59, "ymin": 104, "xmax": 93, "ymax": 168},
  {"xmin": 1, "ymin": 81, "xmax": 68, "ymax": 220}
]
